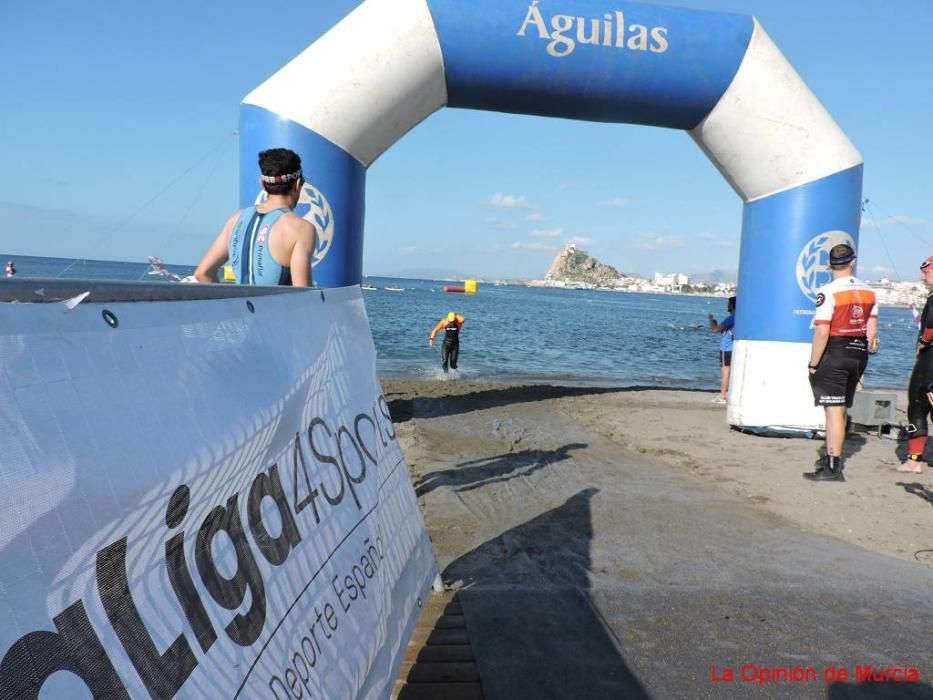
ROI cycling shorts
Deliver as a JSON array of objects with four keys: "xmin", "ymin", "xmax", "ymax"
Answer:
[{"xmin": 809, "ymin": 337, "xmax": 868, "ymax": 408}]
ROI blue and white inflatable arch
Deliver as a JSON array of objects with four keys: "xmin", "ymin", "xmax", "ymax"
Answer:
[{"xmin": 240, "ymin": 0, "xmax": 863, "ymax": 430}]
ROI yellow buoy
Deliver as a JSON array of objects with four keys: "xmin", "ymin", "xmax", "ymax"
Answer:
[{"xmin": 464, "ymin": 279, "xmax": 478, "ymax": 295}]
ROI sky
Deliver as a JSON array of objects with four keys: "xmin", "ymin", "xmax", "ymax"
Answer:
[{"xmin": 1, "ymin": 0, "xmax": 932, "ymax": 282}]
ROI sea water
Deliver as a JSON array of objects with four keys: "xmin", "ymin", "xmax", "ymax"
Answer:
[{"xmin": 0, "ymin": 256, "xmax": 918, "ymax": 390}]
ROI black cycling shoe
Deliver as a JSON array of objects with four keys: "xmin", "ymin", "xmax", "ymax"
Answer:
[{"xmin": 803, "ymin": 455, "xmax": 845, "ymax": 482}]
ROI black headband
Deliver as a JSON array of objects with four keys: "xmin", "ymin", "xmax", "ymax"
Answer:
[{"xmin": 829, "ymin": 250, "xmax": 856, "ymax": 266}]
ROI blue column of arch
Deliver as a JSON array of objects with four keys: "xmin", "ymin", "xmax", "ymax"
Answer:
[
  {"xmin": 239, "ymin": 106, "xmax": 366, "ymax": 289},
  {"xmin": 736, "ymin": 166, "xmax": 863, "ymax": 343}
]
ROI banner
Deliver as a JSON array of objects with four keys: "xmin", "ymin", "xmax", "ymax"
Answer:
[{"xmin": 0, "ymin": 284, "xmax": 438, "ymax": 699}]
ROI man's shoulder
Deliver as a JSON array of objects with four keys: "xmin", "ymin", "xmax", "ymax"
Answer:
[
  {"xmin": 226, "ymin": 207, "xmax": 247, "ymax": 226},
  {"xmin": 813, "ymin": 279, "xmax": 837, "ymax": 297},
  {"xmin": 278, "ymin": 211, "xmax": 317, "ymax": 237},
  {"xmin": 846, "ymin": 276, "xmax": 876, "ymax": 296},
  {"xmin": 818, "ymin": 276, "xmax": 872, "ymax": 294}
]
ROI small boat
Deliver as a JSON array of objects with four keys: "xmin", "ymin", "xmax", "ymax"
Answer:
[
  {"xmin": 145, "ymin": 256, "xmax": 181, "ymax": 282},
  {"xmin": 384, "ymin": 285, "xmax": 404, "ymax": 292},
  {"xmin": 361, "ymin": 283, "xmax": 377, "ymax": 291}
]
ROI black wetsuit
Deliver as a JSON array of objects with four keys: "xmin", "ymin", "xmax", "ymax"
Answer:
[
  {"xmin": 441, "ymin": 320, "xmax": 460, "ymax": 372},
  {"xmin": 906, "ymin": 293, "xmax": 933, "ymax": 455}
]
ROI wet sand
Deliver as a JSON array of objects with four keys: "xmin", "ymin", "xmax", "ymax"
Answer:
[{"xmin": 384, "ymin": 379, "xmax": 933, "ymax": 698}]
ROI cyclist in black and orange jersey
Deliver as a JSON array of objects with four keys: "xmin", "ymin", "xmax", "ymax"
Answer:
[
  {"xmin": 804, "ymin": 243, "xmax": 878, "ymax": 482},
  {"xmin": 898, "ymin": 256, "xmax": 933, "ymax": 473},
  {"xmin": 428, "ymin": 311, "xmax": 465, "ymax": 373}
]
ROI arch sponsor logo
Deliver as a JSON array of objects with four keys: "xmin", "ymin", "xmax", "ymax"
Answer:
[
  {"xmin": 517, "ymin": 0, "xmax": 669, "ymax": 58},
  {"xmin": 256, "ymin": 181, "xmax": 335, "ymax": 267},
  {"xmin": 796, "ymin": 230, "xmax": 856, "ymax": 304}
]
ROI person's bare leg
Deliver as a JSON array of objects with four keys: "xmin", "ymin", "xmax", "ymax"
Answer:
[
  {"xmin": 825, "ymin": 405, "xmax": 847, "ymax": 458},
  {"xmin": 720, "ymin": 365, "xmax": 731, "ymax": 400},
  {"xmin": 804, "ymin": 405, "xmax": 847, "ymax": 480}
]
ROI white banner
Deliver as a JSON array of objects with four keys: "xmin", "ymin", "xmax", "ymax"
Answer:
[{"xmin": 0, "ymin": 285, "xmax": 438, "ymax": 699}]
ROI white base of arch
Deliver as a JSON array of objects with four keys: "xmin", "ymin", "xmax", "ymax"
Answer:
[{"xmin": 727, "ymin": 339, "xmax": 824, "ymax": 430}]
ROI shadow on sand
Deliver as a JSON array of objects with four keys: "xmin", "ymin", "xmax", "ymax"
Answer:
[
  {"xmin": 810, "ymin": 430, "xmax": 869, "ymax": 467},
  {"xmin": 442, "ymin": 488, "xmax": 650, "ymax": 699},
  {"xmin": 415, "ymin": 443, "xmax": 587, "ymax": 497},
  {"xmin": 896, "ymin": 481, "xmax": 933, "ymax": 507},
  {"xmin": 386, "ymin": 384, "xmax": 712, "ymax": 423}
]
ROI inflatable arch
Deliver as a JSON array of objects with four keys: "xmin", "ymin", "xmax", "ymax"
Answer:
[{"xmin": 239, "ymin": 0, "xmax": 863, "ymax": 430}]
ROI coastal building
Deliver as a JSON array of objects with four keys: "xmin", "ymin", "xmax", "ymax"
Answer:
[
  {"xmin": 868, "ymin": 278, "xmax": 926, "ymax": 306},
  {"xmin": 653, "ymin": 272, "xmax": 689, "ymax": 287}
]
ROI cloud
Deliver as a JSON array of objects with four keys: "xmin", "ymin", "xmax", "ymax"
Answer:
[
  {"xmin": 569, "ymin": 236, "xmax": 594, "ymax": 246},
  {"xmin": 598, "ymin": 197, "xmax": 630, "ymax": 208},
  {"xmin": 862, "ymin": 214, "xmax": 926, "ymax": 229},
  {"xmin": 683, "ymin": 266, "xmax": 738, "ymax": 284},
  {"xmin": 485, "ymin": 193, "xmax": 534, "ymax": 209},
  {"xmin": 883, "ymin": 214, "xmax": 926, "ymax": 226},
  {"xmin": 636, "ymin": 233, "xmax": 685, "ymax": 251},
  {"xmin": 510, "ymin": 240, "xmax": 555, "ymax": 252},
  {"xmin": 525, "ymin": 212, "xmax": 546, "ymax": 222},
  {"xmin": 530, "ymin": 227, "xmax": 563, "ymax": 238},
  {"xmin": 486, "ymin": 217, "xmax": 519, "ymax": 231},
  {"xmin": 398, "ymin": 246, "xmax": 419, "ymax": 256},
  {"xmin": 695, "ymin": 231, "xmax": 736, "ymax": 248}
]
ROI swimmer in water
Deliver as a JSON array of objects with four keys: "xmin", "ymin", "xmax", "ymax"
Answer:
[{"xmin": 428, "ymin": 311, "xmax": 465, "ymax": 373}]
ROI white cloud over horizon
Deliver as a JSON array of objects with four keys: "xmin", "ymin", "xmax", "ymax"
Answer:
[
  {"xmin": 509, "ymin": 240, "xmax": 555, "ymax": 252},
  {"xmin": 861, "ymin": 213, "xmax": 927, "ymax": 230},
  {"xmin": 485, "ymin": 192, "xmax": 534, "ymax": 209},
  {"xmin": 695, "ymin": 231, "xmax": 737, "ymax": 248}
]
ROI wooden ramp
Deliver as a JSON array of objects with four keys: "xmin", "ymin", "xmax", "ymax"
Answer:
[{"xmin": 392, "ymin": 592, "xmax": 485, "ymax": 700}]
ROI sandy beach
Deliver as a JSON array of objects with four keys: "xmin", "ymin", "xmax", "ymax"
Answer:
[
  {"xmin": 385, "ymin": 379, "xmax": 933, "ymax": 697},
  {"xmin": 386, "ymin": 380, "xmax": 932, "ymax": 568}
]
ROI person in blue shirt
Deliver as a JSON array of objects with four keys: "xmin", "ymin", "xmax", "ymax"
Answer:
[
  {"xmin": 707, "ymin": 296, "xmax": 736, "ymax": 405},
  {"xmin": 195, "ymin": 148, "xmax": 317, "ymax": 286}
]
